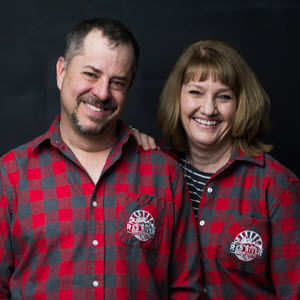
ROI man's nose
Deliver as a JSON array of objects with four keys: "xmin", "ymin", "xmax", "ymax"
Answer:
[{"xmin": 92, "ymin": 78, "xmax": 111, "ymax": 100}]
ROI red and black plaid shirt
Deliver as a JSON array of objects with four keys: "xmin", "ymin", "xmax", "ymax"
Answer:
[
  {"xmin": 0, "ymin": 116, "xmax": 203, "ymax": 299},
  {"xmin": 195, "ymin": 150, "xmax": 300, "ymax": 299}
]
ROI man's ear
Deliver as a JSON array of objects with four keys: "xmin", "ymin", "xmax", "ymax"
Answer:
[{"xmin": 56, "ymin": 57, "xmax": 66, "ymax": 90}]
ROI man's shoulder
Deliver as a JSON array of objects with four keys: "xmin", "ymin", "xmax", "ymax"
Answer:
[
  {"xmin": 135, "ymin": 147, "xmax": 182, "ymax": 172},
  {"xmin": 1, "ymin": 117, "xmax": 59, "ymax": 166},
  {"xmin": 0, "ymin": 134, "xmax": 46, "ymax": 168}
]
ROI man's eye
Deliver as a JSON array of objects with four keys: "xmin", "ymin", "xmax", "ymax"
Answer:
[
  {"xmin": 112, "ymin": 80, "xmax": 124, "ymax": 86},
  {"xmin": 84, "ymin": 72, "xmax": 97, "ymax": 78},
  {"xmin": 111, "ymin": 80, "xmax": 126, "ymax": 90}
]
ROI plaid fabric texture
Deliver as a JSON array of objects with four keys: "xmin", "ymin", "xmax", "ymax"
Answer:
[
  {"xmin": 195, "ymin": 150, "xmax": 300, "ymax": 299},
  {"xmin": 0, "ymin": 116, "xmax": 203, "ymax": 299}
]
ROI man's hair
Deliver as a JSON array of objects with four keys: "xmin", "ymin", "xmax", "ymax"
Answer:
[
  {"xmin": 64, "ymin": 17, "xmax": 139, "ymax": 79},
  {"xmin": 158, "ymin": 39, "xmax": 272, "ymax": 156}
]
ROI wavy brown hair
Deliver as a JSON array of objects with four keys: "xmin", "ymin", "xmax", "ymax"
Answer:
[{"xmin": 158, "ymin": 39, "xmax": 272, "ymax": 156}]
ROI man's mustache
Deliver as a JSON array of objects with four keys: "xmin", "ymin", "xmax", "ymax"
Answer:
[{"xmin": 77, "ymin": 94, "xmax": 117, "ymax": 110}]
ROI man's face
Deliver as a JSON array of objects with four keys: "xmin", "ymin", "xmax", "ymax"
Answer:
[{"xmin": 56, "ymin": 30, "xmax": 134, "ymax": 137}]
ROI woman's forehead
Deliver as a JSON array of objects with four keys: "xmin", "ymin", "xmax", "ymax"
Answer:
[{"xmin": 184, "ymin": 66, "xmax": 221, "ymax": 84}]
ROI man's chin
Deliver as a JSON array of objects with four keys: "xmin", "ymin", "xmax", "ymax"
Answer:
[
  {"xmin": 71, "ymin": 120, "xmax": 111, "ymax": 136},
  {"xmin": 78, "ymin": 124, "xmax": 110, "ymax": 136},
  {"xmin": 71, "ymin": 113, "xmax": 113, "ymax": 136}
]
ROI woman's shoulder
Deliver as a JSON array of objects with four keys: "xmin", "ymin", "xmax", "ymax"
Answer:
[
  {"xmin": 263, "ymin": 152, "xmax": 299, "ymax": 182},
  {"xmin": 231, "ymin": 151, "xmax": 299, "ymax": 192}
]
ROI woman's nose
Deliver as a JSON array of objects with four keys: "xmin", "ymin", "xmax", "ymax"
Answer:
[{"xmin": 200, "ymin": 96, "xmax": 217, "ymax": 116}]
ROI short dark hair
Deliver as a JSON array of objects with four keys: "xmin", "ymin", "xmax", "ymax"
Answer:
[{"xmin": 64, "ymin": 18, "xmax": 140, "ymax": 79}]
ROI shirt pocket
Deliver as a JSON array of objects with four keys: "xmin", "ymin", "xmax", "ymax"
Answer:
[
  {"xmin": 218, "ymin": 213, "xmax": 269, "ymax": 274},
  {"xmin": 117, "ymin": 193, "xmax": 165, "ymax": 250}
]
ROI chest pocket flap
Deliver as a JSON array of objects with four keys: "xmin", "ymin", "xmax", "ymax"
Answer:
[
  {"xmin": 219, "ymin": 213, "xmax": 269, "ymax": 274},
  {"xmin": 117, "ymin": 193, "xmax": 165, "ymax": 250}
]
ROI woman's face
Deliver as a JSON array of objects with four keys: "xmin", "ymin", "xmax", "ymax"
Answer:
[{"xmin": 180, "ymin": 74, "xmax": 237, "ymax": 153}]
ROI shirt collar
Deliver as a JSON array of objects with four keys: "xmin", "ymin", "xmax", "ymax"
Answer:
[
  {"xmin": 209, "ymin": 149, "xmax": 265, "ymax": 180},
  {"xmin": 115, "ymin": 120, "xmax": 140, "ymax": 152},
  {"xmin": 229, "ymin": 149, "xmax": 265, "ymax": 167},
  {"xmin": 31, "ymin": 115, "xmax": 62, "ymax": 152}
]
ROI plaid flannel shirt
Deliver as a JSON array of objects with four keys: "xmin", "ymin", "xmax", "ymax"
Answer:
[
  {"xmin": 0, "ymin": 116, "xmax": 203, "ymax": 299},
  {"xmin": 195, "ymin": 150, "xmax": 300, "ymax": 299}
]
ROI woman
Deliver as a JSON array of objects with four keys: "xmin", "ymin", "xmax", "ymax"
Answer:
[{"xmin": 132, "ymin": 40, "xmax": 300, "ymax": 299}]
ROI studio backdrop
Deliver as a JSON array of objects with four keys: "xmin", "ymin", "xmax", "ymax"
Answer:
[{"xmin": 0, "ymin": 0, "xmax": 299, "ymax": 176}]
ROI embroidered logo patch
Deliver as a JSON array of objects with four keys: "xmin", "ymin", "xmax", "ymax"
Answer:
[
  {"xmin": 127, "ymin": 210, "xmax": 156, "ymax": 241},
  {"xmin": 230, "ymin": 230, "xmax": 264, "ymax": 261}
]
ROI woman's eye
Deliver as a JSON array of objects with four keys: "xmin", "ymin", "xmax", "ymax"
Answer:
[
  {"xmin": 219, "ymin": 94, "xmax": 232, "ymax": 100},
  {"xmin": 189, "ymin": 90, "xmax": 201, "ymax": 95}
]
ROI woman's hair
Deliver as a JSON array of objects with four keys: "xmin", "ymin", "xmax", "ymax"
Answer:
[{"xmin": 158, "ymin": 39, "xmax": 272, "ymax": 156}]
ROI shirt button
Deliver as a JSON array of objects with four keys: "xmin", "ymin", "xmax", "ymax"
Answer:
[
  {"xmin": 199, "ymin": 220, "xmax": 205, "ymax": 226},
  {"xmin": 92, "ymin": 201, "xmax": 97, "ymax": 207},
  {"xmin": 92, "ymin": 240, "xmax": 98, "ymax": 246},
  {"xmin": 203, "ymin": 288, "xmax": 207, "ymax": 293},
  {"xmin": 93, "ymin": 280, "xmax": 99, "ymax": 287},
  {"xmin": 207, "ymin": 187, "xmax": 213, "ymax": 193}
]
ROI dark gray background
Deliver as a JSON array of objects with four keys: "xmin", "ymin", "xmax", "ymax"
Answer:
[{"xmin": 1, "ymin": 0, "xmax": 299, "ymax": 176}]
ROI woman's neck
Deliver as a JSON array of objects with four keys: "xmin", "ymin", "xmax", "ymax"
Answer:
[{"xmin": 187, "ymin": 141, "xmax": 234, "ymax": 173}]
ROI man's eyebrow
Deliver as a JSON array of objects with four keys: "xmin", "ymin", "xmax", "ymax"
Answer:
[
  {"xmin": 84, "ymin": 65, "xmax": 129, "ymax": 81},
  {"xmin": 84, "ymin": 65, "xmax": 101, "ymax": 73},
  {"xmin": 113, "ymin": 75, "xmax": 128, "ymax": 81}
]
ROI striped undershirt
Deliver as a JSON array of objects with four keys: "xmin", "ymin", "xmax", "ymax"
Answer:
[{"xmin": 178, "ymin": 155, "xmax": 213, "ymax": 219}]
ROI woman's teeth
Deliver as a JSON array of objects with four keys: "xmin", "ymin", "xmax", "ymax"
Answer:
[{"xmin": 195, "ymin": 118, "xmax": 217, "ymax": 125}]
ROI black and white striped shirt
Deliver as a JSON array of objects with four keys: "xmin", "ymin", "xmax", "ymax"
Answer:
[{"xmin": 178, "ymin": 156, "xmax": 213, "ymax": 219}]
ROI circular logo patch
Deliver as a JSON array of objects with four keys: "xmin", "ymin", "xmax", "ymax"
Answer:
[
  {"xmin": 230, "ymin": 230, "xmax": 264, "ymax": 261},
  {"xmin": 126, "ymin": 210, "xmax": 156, "ymax": 241}
]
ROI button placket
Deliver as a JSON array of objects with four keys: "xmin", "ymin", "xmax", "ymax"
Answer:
[
  {"xmin": 93, "ymin": 280, "xmax": 99, "ymax": 287},
  {"xmin": 207, "ymin": 187, "xmax": 213, "ymax": 194}
]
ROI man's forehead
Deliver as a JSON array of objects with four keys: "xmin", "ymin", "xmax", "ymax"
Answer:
[
  {"xmin": 79, "ymin": 30, "xmax": 132, "ymax": 60},
  {"xmin": 83, "ymin": 30, "xmax": 107, "ymax": 44},
  {"xmin": 83, "ymin": 30, "xmax": 122, "ymax": 51}
]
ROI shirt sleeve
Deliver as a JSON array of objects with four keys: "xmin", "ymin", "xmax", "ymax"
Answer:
[
  {"xmin": 168, "ymin": 168, "xmax": 204, "ymax": 299},
  {"xmin": 0, "ymin": 162, "xmax": 14, "ymax": 299},
  {"xmin": 269, "ymin": 181, "xmax": 300, "ymax": 299}
]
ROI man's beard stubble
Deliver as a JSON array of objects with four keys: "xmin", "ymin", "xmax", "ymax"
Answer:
[{"xmin": 71, "ymin": 94, "xmax": 117, "ymax": 136}]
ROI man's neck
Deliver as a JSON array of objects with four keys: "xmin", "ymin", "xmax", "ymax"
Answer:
[
  {"xmin": 60, "ymin": 117, "xmax": 118, "ymax": 152},
  {"xmin": 60, "ymin": 122, "xmax": 118, "ymax": 184}
]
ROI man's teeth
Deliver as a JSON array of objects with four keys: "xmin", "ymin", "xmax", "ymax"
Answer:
[
  {"xmin": 195, "ymin": 118, "xmax": 217, "ymax": 125},
  {"xmin": 85, "ymin": 103, "xmax": 104, "ymax": 112}
]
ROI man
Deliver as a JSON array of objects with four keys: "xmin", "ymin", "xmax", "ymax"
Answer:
[{"xmin": 0, "ymin": 18, "xmax": 203, "ymax": 299}]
